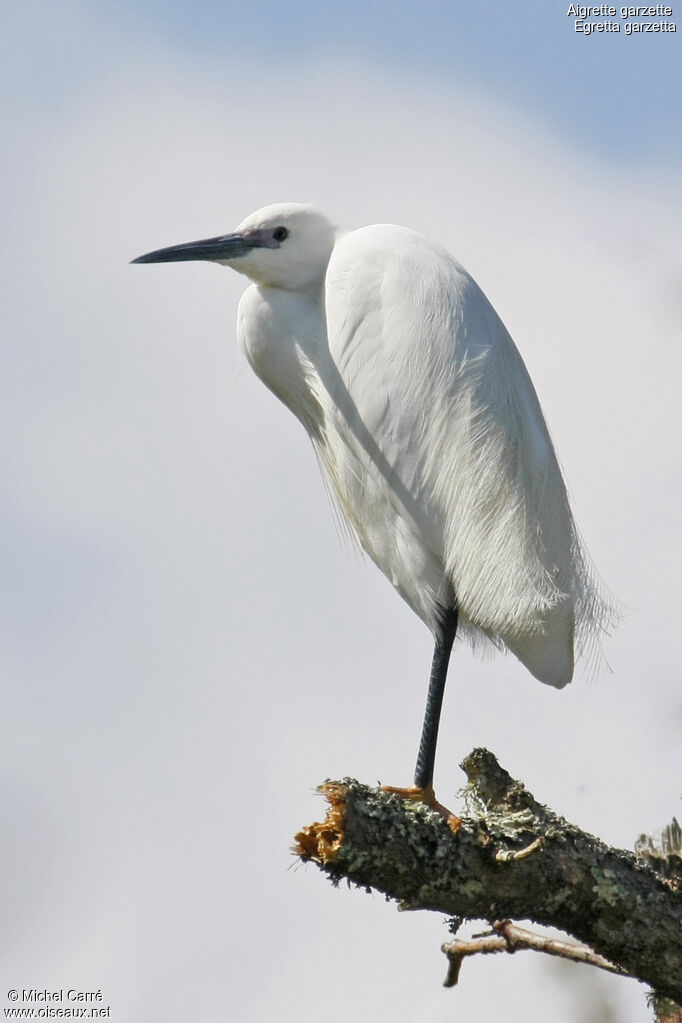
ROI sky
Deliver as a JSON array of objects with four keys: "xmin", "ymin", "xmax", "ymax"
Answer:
[{"xmin": 1, "ymin": 2, "xmax": 680, "ymax": 1021}]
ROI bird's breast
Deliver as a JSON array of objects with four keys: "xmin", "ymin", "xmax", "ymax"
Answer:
[{"xmin": 237, "ymin": 284, "xmax": 326, "ymax": 435}]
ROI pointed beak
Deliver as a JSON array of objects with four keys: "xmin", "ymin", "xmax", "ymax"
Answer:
[{"xmin": 131, "ymin": 232, "xmax": 253, "ymax": 265}]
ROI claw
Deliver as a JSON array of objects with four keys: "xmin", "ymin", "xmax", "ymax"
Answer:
[{"xmin": 380, "ymin": 783, "xmax": 462, "ymax": 833}]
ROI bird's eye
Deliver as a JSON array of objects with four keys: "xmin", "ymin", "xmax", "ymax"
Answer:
[{"xmin": 272, "ymin": 227, "xmax": 289, "ymax": 242}]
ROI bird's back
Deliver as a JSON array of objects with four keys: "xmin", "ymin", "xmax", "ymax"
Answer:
[{"xmin": 319, "ymin": 224, "xmax": 614, "ymax": 686}]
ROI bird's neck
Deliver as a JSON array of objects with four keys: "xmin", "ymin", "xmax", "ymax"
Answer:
[{"xmin": 238, "ymin": 283, "xmax": 327, "ymax": 436}]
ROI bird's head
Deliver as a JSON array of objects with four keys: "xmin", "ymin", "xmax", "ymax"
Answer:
[{"xmin": 132, "ymin": 202, "xmax": 339, "ymax": 291}]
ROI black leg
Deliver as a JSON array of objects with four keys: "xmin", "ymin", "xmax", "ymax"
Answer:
[{"xmin": 413, "ymin": 605, "xmax": 458, "ymax": 790}]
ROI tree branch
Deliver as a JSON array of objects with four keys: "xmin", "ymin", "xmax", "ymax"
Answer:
[
  {"xmin": 294, "ymin": 748, "xmax": 682, "ymax": 1004},
  {"xmin": 441, "ymin": 919, "xmax": 630, "ymax": 987}
]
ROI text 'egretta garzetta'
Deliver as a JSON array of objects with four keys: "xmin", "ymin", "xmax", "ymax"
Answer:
[{"xmin": 133, "ymin": 202, "xmax": 615, "ymax": 814}]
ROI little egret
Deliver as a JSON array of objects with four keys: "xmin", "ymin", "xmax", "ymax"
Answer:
[{"xmin": 133, "ymin": 203, "xmax": 615, "ymax": 810}]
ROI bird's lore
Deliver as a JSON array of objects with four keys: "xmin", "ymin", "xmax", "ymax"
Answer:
[{"xmin": 133, "ymin": 203, "xmax": 616, "ymax": 798}]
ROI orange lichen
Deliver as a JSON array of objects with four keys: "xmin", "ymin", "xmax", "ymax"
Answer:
[{"xmin": 294, "ymin": 782, "xmax": 348, "ymax": 865}]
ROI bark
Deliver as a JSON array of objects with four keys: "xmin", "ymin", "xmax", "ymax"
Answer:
[{"xmin": 295, "ymin": 748, "xmax": 682, "ymax": 1005}]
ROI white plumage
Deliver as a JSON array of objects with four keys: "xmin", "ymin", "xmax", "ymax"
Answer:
[
  {"xmin": 231, "ymin": 203, "xmax": 614, "ymax": 688},
  {"xmin": 134, "ymin": 201, "xmax": 616, "ymax": 703}
]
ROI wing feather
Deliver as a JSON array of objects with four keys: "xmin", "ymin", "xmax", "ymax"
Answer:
[{"xmin": 321, "ymin": 224, "xmax": 616, "ymax": 684}]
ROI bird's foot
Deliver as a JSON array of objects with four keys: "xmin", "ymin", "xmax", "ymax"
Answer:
[{"xmin": 380, "ymin": 783, "xmax": 462, "ymax": 833}]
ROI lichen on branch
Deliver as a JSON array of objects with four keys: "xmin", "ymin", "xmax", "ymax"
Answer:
[{"xmin": 294, "ymin": 749, "xmax": 682, "ymax": 1005}]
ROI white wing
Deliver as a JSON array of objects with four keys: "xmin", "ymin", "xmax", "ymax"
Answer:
[{"xmin": 320, "ymin": 224, "xmax": 614, "ymax": 686}]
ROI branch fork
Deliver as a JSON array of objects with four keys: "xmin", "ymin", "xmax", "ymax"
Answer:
[{"xmin": 442, "ymin": 918, "xmax": 629, "ymax": 988}]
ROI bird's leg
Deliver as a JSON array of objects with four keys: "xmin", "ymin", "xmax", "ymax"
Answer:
[
  {"xmin": 414, "ymin": 604, "xmax": 458, "ymax": 791},
  {"xmin": 382, "ymin": 605, "xmax": 461, "ymax": 829}
]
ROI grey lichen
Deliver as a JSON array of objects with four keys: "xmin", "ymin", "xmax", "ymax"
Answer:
[{"xmin": 295, "ymin": 750, "xmax": 682, "ymax": 1005}]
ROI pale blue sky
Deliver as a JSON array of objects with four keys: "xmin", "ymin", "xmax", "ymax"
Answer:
[{"xmin": 8, "ymin": 1, "xmax": 679, "ymax": 163}]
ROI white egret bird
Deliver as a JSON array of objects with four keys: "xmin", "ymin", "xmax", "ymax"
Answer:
[{"xmin": 133, "ymin": 203, "xmax": 615, "ymax": 809}]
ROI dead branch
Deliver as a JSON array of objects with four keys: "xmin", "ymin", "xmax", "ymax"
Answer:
[
  {"xmin": 294, "ymin": 748, "xmax": 682, "ymax": 1005},
  {"xmin": 442, "ymin": 919, "xmax": 630, "ymax": 987}
]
